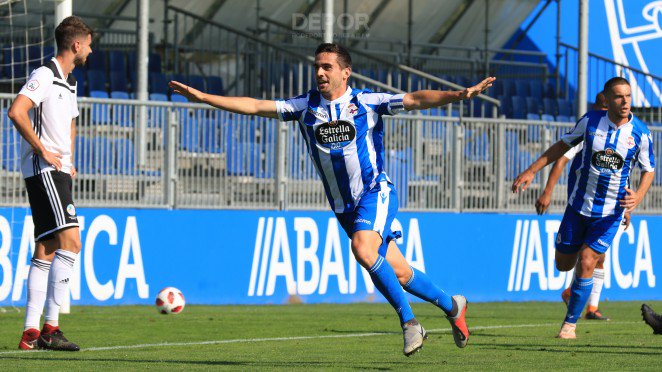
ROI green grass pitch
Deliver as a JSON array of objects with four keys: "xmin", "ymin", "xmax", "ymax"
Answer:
[{"xmin": 0, "ymin": 301, "xmax": 661, "ymax": 370}]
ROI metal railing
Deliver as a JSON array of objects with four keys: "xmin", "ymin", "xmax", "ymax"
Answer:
[{"xmin": 2, "ymin": 95, "xmax": 661, "ymax": 213}]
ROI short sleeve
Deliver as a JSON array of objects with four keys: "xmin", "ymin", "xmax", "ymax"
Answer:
[
  {"xmin": 362, "ymin": 93, "xmax": 406, "ymax": 116},
  {"xmin": 637, "ymin": 132, "xmax": 655, "ymax": 172},
  {"xmin": 560, "ymin": 115, "xmax": 588, "ymax": 147},
  {"xmin": 275, "ymin": 93, "xmax": 308, "ymax": 122},
  {"xmin": 71, "ymin": 86, "xmax": 79, "ymax": 119},
  {"xmin": 563, "ymin": 143, "xmax": 583, "ymax": 160},
  {"xmin": 18, "ymin": 67, "xmax": 54, "ymax": 106}
]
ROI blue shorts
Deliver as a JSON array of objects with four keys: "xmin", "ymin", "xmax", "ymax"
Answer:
[
  {"xmin": 555, "ymin": 205, "xmax": 622, "ymax": 255},
  {"xmin": 335, "ymin": 181, "xmax": 402, "ymax": 256}
]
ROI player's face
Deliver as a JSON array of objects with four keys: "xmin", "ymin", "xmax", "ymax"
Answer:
[
  {"xmin": 605, "ymin": 83, "xmax": 631, "ymax": 120},
  {"xmin": 313, "ymin": 52, "xmax": 350, "ymax": 98},
  {"xmin": 74, "ymin": 34, "xmax": 93, "ymax": 67}
]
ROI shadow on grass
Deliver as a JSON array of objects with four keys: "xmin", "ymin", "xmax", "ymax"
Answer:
[{"xmin": 477, "ymin": 342, "xmax": 662, "ymax": 356}]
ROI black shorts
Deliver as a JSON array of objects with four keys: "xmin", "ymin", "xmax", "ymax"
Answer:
[{"xmin": 25, "ymin": 171, "xmax": 79, "ymax": 241}]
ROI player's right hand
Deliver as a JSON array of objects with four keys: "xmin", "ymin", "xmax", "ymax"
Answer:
[
  {"xmin": 40, "ymin": 149, "xmax": 63, "ymax": 172},
  {"xmin": 622, "ymin": 211, "xmax": 631, "ymax": 229},
  {"xmin": 168, "ymin": 81, "xmax": 205, "ymax": 103},
  {"xmin": 535, "ymin": 193, "xmax": 551, "ymax": 215},
  {"xmin": 512, "ymin": 169, "xmax": 534, "ymax": 193}
]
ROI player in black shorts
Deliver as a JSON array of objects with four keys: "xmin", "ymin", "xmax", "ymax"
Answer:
[{"xmin": 8, "ymin": 16, "xmax": 93, "ymax": 351}]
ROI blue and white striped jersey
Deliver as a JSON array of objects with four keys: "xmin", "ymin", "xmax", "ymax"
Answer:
[
  {"xmin": 276, "ymin": 87, "xmax": 406, "ymax": 213},
  {"xmin": 562, "ymin": 110, "xmax": 656, "ymax": 217}
]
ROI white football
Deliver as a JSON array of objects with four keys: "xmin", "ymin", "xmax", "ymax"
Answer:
[{"xmin": 155, "ymin": 287, "xmax": 185, "ymax": 314}]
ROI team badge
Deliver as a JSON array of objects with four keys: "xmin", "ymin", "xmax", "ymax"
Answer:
[
  {"xmin": 66, "ymin": 204, "xmax": 76, "ymax": 216},
  {"xmin": 627, "ymin": 136, "xmax": 635, "ymax": 149},
  {"xmin": 26, "ymin": 80, "xmax": 39, "ymax": 91},
  {"xmin": 346, "ymin": 103, "xmax": 358, "ymax": 115}
]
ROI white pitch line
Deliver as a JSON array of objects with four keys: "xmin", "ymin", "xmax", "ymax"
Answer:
[{"xmin": 0, "ymin": 321, "xmax": 641, "ymax": 357}]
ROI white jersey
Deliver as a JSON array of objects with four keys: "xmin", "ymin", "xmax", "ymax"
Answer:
[
  {"xmin": 18, "ymin": 58, "xmax": 79, "ymax": 178},
  {"xmin": 276, "ymin": 87, "xmax": 406, "ymax": 213}
]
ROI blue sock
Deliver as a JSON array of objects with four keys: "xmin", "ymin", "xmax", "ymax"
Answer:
[
  {"xmin": 368, "ymin": 256, "xmax": 415, "ymax": 324},
  {"xmin": 564, "ymin": 276, "xmax": 594, "ymax": 324},
  {"xmin": 403, "ymin": 267, "xmax": 454, "ymax": 315}
]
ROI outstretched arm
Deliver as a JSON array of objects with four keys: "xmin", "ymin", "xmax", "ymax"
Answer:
[
  {"xmin": 512, "ymin": 140, "xmax": 572, "ymax": 193},
  {"xmin": 169, "ymin": 81, "xmax": 279, "ymax": 119},
  {"xmin": 535, "ymin": 156, "xmax": 570, "ymax": 214},
  {"xmin": 402, "ymin": 77, "xmax": 495, "ymax": 110}
]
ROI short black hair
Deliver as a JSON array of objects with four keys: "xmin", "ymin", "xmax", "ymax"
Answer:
[
  {"xmin": 55, "ymin": 16, "xmax": 94, "ymax": 52},
  {"xmin": 315, "ymin": 43, "xmax": 352, "ymax": 69},
  {"xmin": 603, "ymin": 77, "xmax": 630, "ymax": 95}
]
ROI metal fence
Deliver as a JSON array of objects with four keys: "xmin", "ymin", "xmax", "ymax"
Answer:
[{"xmin": 2, "ymin": 94, "xmax": 661, "ymax": 213}]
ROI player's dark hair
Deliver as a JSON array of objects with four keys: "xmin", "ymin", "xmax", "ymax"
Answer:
[
  {"xmin": 315, "ymin": 43, "xmax": 352, "ymax": 69},
  {"xmin": 603, "ymin": 77, "xmax": 630, "ymax": 96},
  {"xmin": 55, "ymin": 16, "xmax": 94, "ymax": 52}
]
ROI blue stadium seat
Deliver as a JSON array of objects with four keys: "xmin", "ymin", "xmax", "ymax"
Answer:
[
  {"xmin": 189, "ymin": 75, "xmax": 206, "ymax": 91},
  {"xmin": 505, "ymin": 131, "xmax": 519, "ymax": 179},
  {"xmin": 529, "ymin": 81, "xmax": 544, "ymax": 100},
  {"xmin": 515, "ymin": 80, "xmax": 530, "ymax": 97},
  {"xmin": 525, "ymin": 96, "xmax": 539, "ymax": 114},
  {"xmin": 92, "ymin": 136, "xmax": 113, "ymax": 174},
  {"xmin": 148, "ymin": 53, "xmax": 162, "ymax": 73},
  {"xmin": 3, "ymin": 46, "xmax": 25, "ymax": 77},
  {"xmin": 255, "ymin": 119, "xmax": 276, "ymax": 178},
  {"xmin": 179, "ymin": 118, "xmax": 200, "ymax": 152},
  {"xmin": 541, "ymin": 114, "xmax": 555, "ymax": 122},
  {"xmin": 87, "ymin": 70, "xmax": 107, "ymax": 92},
  {"xmin": 72, "ymin": 68, "xmax": 86, "ymax": 96},
  {"xmin": 207, "ymin": 76, "xmax": 224, "ymax": 95},
  {"xmin": 149, "ymin": 72, "xmax": 168, "ymax": 94},
  {"xmin": 227, "ymin": 141, "xmax": 255, "ymax": 176},
  {"xmin": 526, "ymin": 113, "xmax": 540, "ymax": 121},
  {"xmin": 385, "ymin": 148, "xmax": 411, "ymax": 207},
  {"xmin": 543, "ymin": 98, "xmax": 557, "ymax": 116},
  {"xmin": 498, "ymin": 95, "xmax": 513, "ymax": 118},
  {"xmin": 109, "ymin": 70, "xmax": 129, "ymax": 93},
  {"xmin": 114, "ymin": 138, "xmax": 135, "ymax": 174},
  {"xmin": 464, "ymin": 129, "xmax": 490, "ymax": 162},
  {"xmin": 90, "ymin": 90, "xmax": 111, "ymax": 124},
  {"xmin": 75, "ymin": 136, "xmax": 91, "ymax": 174},
  {"xmin": 110, "ymin": 91, "xmax": 133, "ymax": 127},
  {"xmin": 512, "ymin": 96, "xmax": 527, "ymax": 119},
  {"xmin": 171, "ymin": 93, "xmax": 188, "ymax": 103},
  {"xmin": 86, "ymin": 50, "xmax": 106, "ymax": 71},
  {"xmin": 149, "ymin": 93, "xmax": 168, "ymax": 101},
  {"xmin": 202, "ymin": 118, "xmax": 223, "ymax": 153},
  {"xmin": 108, "ymin": 51, "xmax": 126, "ymax": 73},
  {"xmin": 556, "ymin": 115, "xmax": 573, "ymax": 122},
  {"xmin": 557, "ymin": 99, "xmax": 573, "ymax": 117}
]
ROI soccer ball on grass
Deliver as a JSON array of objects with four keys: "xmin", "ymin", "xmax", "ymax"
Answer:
[{"xmin": 155, "ymin": 287, "xmax": 185, "ymax": 314}]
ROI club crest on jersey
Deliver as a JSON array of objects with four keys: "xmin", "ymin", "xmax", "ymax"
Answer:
[
  {"xmin": 346, "ymin": 103, "xmax": 358, "ymax": 115},
  {"xmin": 592, "ymin": 148, "xmax": 624, "ymax": 173},
  {"xmin": 314, "ymin": 120, "xmax": 356, "ymax": 150},
  {"xmin": 627, "ymin": 136, "xmax": 635, "ymax": 149},
  {"xmin": 26, "ymin": 80, "xmax": 39, "ymax": 91},
  {"xmin": 66, "ymin": 204, "xmax": 76, "ymax": 216}
]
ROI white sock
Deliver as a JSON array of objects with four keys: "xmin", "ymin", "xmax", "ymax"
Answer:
[
  {"xmin": 588, "ymin": 268, "xmax": 605, "ymax": 308},
  {"xmin": 24, "ymin": 258, "xmax": 51, "ymax": 331},
  {"xmin": 44, "ymin": 250, "xmax": 78, "ymax": 327}
]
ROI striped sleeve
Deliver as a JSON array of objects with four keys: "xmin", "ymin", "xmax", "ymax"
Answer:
[
  {"xmin": 637, "ymin": 132, "xmax": 655, "ymax": 172},
  {"xmin": 275, "ymin": 93, "xmax": 308, "ymax": 122},
  {"xmin": 560, "ymin": 114, "xmax": 588, "ymax": 147},
  {"xmin": 563, "ymin": 143, "xmax": 583, "ymax": 160},
  {"xmin": 362, "ymin": 93, "xmax": 406, "ymax": 116}
]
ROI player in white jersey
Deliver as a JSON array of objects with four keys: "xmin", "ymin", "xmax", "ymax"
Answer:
[
  {"xmin": 513, "ymin": 77, "xmax": 655, "ymax": 339},
  {"xmin": 536, "ymin": 92, "xmax": 627, "ymax": 321},
  {"xmin": 8, "ymin": 16, "xmax": 93, "ymax": 351},
  {"xmin": 170, "ymin": 43, "xmax": 495, "ymax": 356}
]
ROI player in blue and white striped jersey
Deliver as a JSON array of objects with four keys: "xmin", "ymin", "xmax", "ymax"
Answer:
[
  {"xmin": 170, "ymin": 43, "xmax": 495, "ymax": 356},
  {"xmin": 513, "ymin": 77, "xmax": 655, "ymax": 339}
]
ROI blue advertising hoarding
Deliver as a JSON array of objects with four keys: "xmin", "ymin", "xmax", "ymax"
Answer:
[{"xmin": 0, "ymin": 207, "xmax": 658, "ymax": 306}]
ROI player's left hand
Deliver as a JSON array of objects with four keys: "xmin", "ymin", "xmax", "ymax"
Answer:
[
  {"xmin": 168, "ymin": 81, "xmax": 205, "ymax": 102},
  {"xmin": 535, "ymin": 192, "xmax": 552, "ymax": 215},
  {"xmin": 619, "ymin": 187, "xmax": 642, "ymax": 212},
  {"xmin": 622, "ymin": 211, "xmax": 631, "ymax": 229},
  {"xmin": 512, "ymin": 169, "xmax": 534, "ymax": 193},
  {"xmin": 70, "ymin": 166, "xmax": 77, "ymax": 179},
  {"xmin": 460, "ymin": 77, "xmax": 496, "ymax": 100}
]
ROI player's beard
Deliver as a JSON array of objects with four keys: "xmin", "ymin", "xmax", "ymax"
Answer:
[{"xmin": 73, "ymin": 55, "xmax": 87, "ymax": 67}]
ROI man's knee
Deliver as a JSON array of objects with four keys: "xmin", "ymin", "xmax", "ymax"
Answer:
[
  {"xmin": 595, "ymin": 253, "xmax": 606, "ymax": 269},
  {"xmin": 56, "ymin": 228, "xmax": 82, "ymax": 254},
  {"xmin": 351, "ymin": 232, "xmax": 380, "ymax": 268},
  {"xmin": 577, "ymin": 247, "xmax": 600, "ymax": 275}
]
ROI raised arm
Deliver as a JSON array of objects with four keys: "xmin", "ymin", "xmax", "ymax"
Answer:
[
  {"xmin": 512, "ymin": 140, "xmax": 572, "ymax": 193},
  {"xmin": 535, "ymin": 156, "xmax": 570, "ymax": 214},
  {"xmin": 402, "ymin": 77, "xmax": 495, "ymax": 110},
  {"xmin": 168, "ymin": 81, "xmax": 278, "ymax": 119}
]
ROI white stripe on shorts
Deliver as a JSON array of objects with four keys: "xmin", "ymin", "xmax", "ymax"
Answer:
[
  {"xmin": 373, "ymin": 181, "xmax": 391, "ymax": 236},
  {"xmin": 42, "ymin": 172, "xmax": 65, "ymax": 226}
]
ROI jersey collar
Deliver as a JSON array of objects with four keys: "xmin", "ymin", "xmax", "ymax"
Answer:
[
  {"xmin": 606, "ymin": 112, "xmax": 633, "ymax": 130},
  {"xmin": 51, "ymin": 57, "xmax": 66, "ymax": 80},
  {"xmin": 320, "ymin": 86, "xmax": 352, "ymax": 105}
]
